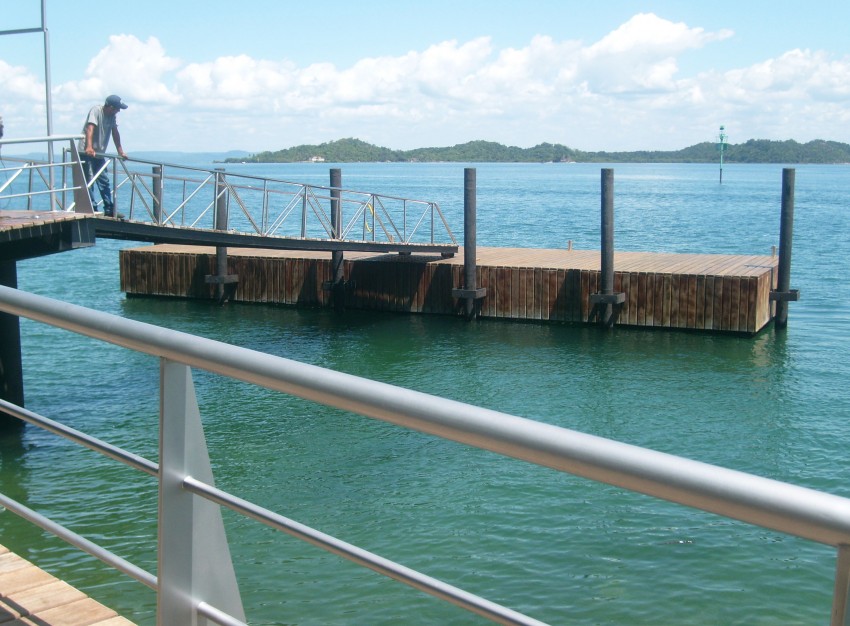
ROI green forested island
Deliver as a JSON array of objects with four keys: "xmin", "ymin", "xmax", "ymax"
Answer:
[{"xmin": 226, "ymin": 137, "xmax": 850, "ymax": 164}]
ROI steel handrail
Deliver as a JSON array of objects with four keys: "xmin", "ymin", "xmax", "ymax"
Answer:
[
  {"xmin": 181, "ymin": 476, "xmax": 546, "ymax": 626},
  {"xmin": 1, "ymin": 279, "xmax": 849, "ymax": 543},
  {"xmin": 1, "ymin": 284, "xmax": 850, "ymax": 546},
  {"xmin": 2, "ymin": 136, "xmax": 456, "ymax": 246},
  {"xmin": 0, "ymin": 136, "xmax": 91, "ymax": 212},
  {"xmin": 108, "ymin": 155, "xmax": 456, "ymax": 244},
  {"xmin": 0, "ymin": 491, "xmax": 158, "ymax": 591},
  {"xmin": 0, "ymin": 133, "xmax": 83, "ymax": 145},
  {"xmin": 1, "ymin": 283, "xmax": 849, "ymax": 623},
  {"xmin": 0, "ymin": 285, "xmax": 546, "ymax": 625}
]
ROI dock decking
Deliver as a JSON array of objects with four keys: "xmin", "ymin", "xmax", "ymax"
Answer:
[
  {"xmin": 120, "ymin": 244, "xmax": 779, "ymax": 334},
  {"xmin": 0, "ymin": 211, "xmax": 95, "ymax": 263},
  {"xmin": 0, "ymin": 544, "xmax": 135, "ymax": 625}
]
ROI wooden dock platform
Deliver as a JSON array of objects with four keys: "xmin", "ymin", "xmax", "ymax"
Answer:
[
  {"xmin": 121, "ymin": 244, "xmax": 779, "ymax": 334},
  {"xmin": 0, "ymin": 544, "xmax": 135, "ymax": 625},
  {"xmin": 0, "ymin": 211, "xmax": 95, "ymax": 263}
]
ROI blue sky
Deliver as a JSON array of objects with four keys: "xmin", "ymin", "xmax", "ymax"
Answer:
[{"xmin": 2, "ymin": 0, "xmax": 849, "ymax": 153}]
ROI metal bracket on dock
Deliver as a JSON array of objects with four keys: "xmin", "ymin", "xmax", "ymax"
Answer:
[
  {"xmin": 589, "ymin": 292, "xmax": 626, "ymax": 305},
  {"xmin": 322, "ymin": 280, "xmax": 355, "ymax": 291},
  {"xmin": 451, "ymin": 287, "xmax": 487, "ymax": 300},
  {"xmin": 770, "ymin": 289, "xmax": 800, "ymax": 302},
  {"xmin": 204, "ymin": 275, "xmax": 239, "ymax": 285}
]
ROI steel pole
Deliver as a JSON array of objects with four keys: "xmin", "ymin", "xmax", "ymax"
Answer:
[
  {"xmin": 0, "ymin": 262, "xmax": 24, "ymax": 431},
  {"xmin": 215, "ymin": 170, "xmax": 228, "ymax": 302},
  {"xmin": 41, "ymin": 0, "xmax": 57, "ymax": 208},
  {"xmin": 152, "ymin": 166, "xmax": 163, "ymax": 224},
  {"xmin": 600, "ymin": 168, "xmax": 615, "ymax": 326},
  {"xmin": 463, "ymin": 168, "xmax": 477, "ymax": 318},
  {"xmin": 330, "ymin": 168, "xmax": 344, "ymax": 310},
  {"xmin": 775, "ymin": 168, "xmax": 795, "ymax": 328}
]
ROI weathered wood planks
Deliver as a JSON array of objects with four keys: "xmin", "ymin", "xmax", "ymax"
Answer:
[
  {"xmin": 120, "ymin": 245, "xmax": 778, "ymax": 334},
  {"xmin": 0, "ymin": 544, "xmax": 135, "ymax": 625}
]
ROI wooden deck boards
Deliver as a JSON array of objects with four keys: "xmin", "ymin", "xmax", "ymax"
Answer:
[
  {"xmin": 0, "ymin": 545, "xmax": 135, "ymax": 625},
  {"xmin": 120, "ymin": 244, "xmax": 779, "ymax": 334}
]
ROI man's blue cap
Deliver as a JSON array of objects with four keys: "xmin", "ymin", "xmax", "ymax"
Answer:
[{"xmin": 105, "ymin": 95, "xmax": 128, "ymax": 109}]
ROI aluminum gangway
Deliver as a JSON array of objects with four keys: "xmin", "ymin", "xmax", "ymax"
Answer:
[{"xmin": 0, "ymin": 135, "xmax": 458, "ymax": 255}]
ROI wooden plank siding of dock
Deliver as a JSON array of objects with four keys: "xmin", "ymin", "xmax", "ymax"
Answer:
[
  {"xmin": 0, "ymin": 544, "xmax": 135, "ymax": 625},
  {"xmin": 120, "ymin": 245, "xmax": 779, "ymax": 334}
]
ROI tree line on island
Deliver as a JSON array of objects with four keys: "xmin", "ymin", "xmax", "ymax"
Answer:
[{"xmin": 226, "ymin": 137, "xmax": 850, "ymax": 164}]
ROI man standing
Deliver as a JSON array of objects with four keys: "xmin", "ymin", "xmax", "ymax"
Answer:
[{"xmin": 79, "ymin": 95, "xmax": 128, "ymax": 217}]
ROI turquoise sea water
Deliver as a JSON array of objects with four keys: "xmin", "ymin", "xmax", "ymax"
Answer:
[{"xmin": 1, "ymin": 162, "xmax": 849, "ymax": 625}]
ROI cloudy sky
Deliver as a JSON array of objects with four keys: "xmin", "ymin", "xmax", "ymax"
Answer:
[{"xmin": 2, "ymin": 0, "xmax": 849, "ymax": 153}]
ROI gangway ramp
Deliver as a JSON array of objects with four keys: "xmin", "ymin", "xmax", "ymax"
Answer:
[{"xmin": 0, "ymin": 137, "xmax": 459, "ymax": 258}]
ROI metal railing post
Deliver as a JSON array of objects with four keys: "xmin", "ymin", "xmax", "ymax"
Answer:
[
  {"xmin": 300, "ymin": 187, "xmax": 308, "ymax": 237},
  {"xmin": 26, "ymin": 163, "xmax": 34, "ymax": 211},
  {"xmin": 152, "ymin": 166, "xmax": 163, "ymax": 224},
  {"xmin": 204, "ymin": 169, "xmax": 238, "ymax": 302},
  {"xmin": 112, "ymin": 157, "xmax": 118, "ymax": 213},
  {"xmin": 61, "ymin": 145, "xmax": 68, "ymax": 211},
  {"xmin": 158, "ymin": 359, "xmax": 245, "ymax": 625},
  {"xmin": 262, "ymin": 180, "xmax": 269, "ymax": 235},
  {"xmin": 330, "ymin": 168, "xmax": 345, "ymax": 310}
]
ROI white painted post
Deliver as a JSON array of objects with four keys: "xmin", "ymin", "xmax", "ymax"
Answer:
[{"xmin": 158, "ymin": 359, "xmax": 246, "ymax": 625}]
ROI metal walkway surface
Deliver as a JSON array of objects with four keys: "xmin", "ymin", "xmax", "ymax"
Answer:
[
  {"xmin": 0, "ymin": 210, "xmax": 456, "ymax": 264},
  {"xmin": 93, "ymin": 215, "xmax": 458, "ymax": 255}
]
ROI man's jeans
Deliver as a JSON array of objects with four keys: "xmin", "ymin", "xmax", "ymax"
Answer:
[{"xmin": 81, "ymin": 155, "xmax": 114, "ymax": 215}]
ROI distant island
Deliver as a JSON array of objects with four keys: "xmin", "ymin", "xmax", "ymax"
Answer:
[{"xmin": 224, "ymin": 137, "xmax": 850, "ymax": 164}]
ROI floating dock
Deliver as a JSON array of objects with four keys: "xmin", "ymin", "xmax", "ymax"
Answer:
[{"xmin": 120, "ymin": 244, "xmax": 779, "ymax": 334}]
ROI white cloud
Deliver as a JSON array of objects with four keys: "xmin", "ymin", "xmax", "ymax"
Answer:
[
  {"xmin": 0, "ymin": 59, "xmax": 44, "ymax": 100},
  {"xmin": 723, "ymin": 49, "xmax": 850, "ymax": 101},
  {"xmin": 54, "ymin": 35, "xmax": 181, "ymax": 106},
  {"xmin": 0, "ymin": 60, "xmax": 49, "ymax": 134},
  {"xmin": 703, "ymin": 48, "xmax": 850, "ymax": 141},
  {"xmin": 4, "ymin": 14, "xmax": 849, "ymax": 152},
  {"xmin": 587, "ymin": 12, "xmax": 733, "ymax": 57},
  {"xmin": 577, "ymin": 13, "xmax": 734, "ymax": 95},
  {"xmin": 178, "ymin": 55, "xmax": 297, "ymax": 109}
]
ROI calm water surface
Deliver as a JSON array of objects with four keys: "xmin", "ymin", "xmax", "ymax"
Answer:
[{"xmin": 1, "ymin": 162, "xmax": 849, "ymax": 625}]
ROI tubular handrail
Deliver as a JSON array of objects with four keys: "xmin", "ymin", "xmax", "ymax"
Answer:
[
  {"xmin": 106, "ymin": 152, "xmax": 456, "ymax": 245},
  {"xmin": 0, "ymin": 134, "xmax": 84, "ymax": 145},
  {"xmin": 2, "ymin": 281, "xmax": 850, "ymax": 544},
  {"xmin": 109, "ymin": 158, "xmax": 456, "ymax": 244},
  {"xmin": 1, "ymin": 284, "xmax": 850, "ymax": 624},
  {"xmin": 180, "ymin": 476, "xmax": 546, "ymax": 626},
  {"xmin": 0, "ymin": 490, "xmax": 158, "ymax": 592},
  {"xmin": 0, "ymin": 135, "xmax": 89, "ymax": 211}
]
